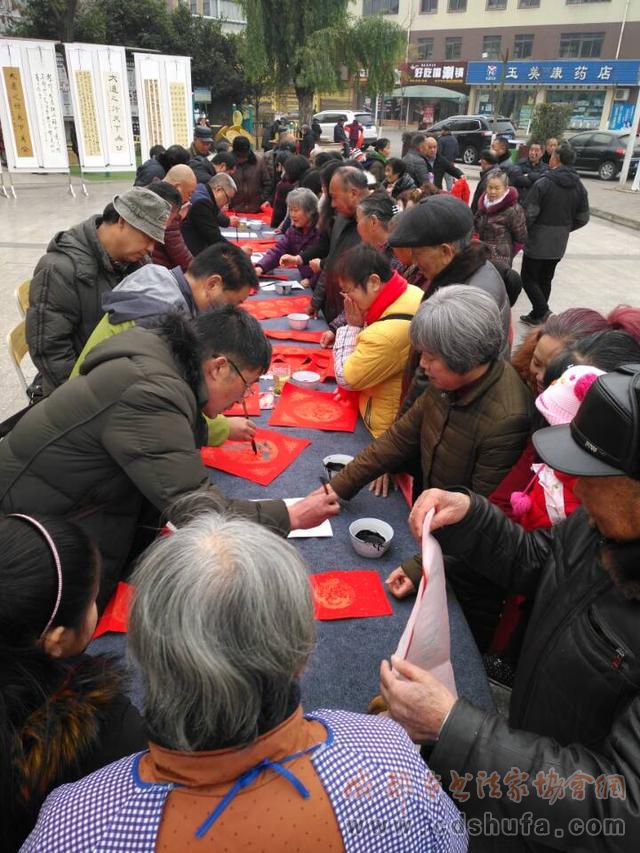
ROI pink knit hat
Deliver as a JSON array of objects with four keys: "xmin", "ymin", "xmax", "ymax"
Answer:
[{"xmin": 535, "ymin": 365, "xmax": 605, "ymax": 426}]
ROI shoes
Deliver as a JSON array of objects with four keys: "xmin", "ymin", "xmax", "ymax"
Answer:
[{"xmin": 519, "ymin": 311, "xmax": 550, "ymax": 327}]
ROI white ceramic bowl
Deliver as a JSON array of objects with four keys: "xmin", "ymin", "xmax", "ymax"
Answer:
[
  {"xmin": 275, "ymin": 282, "xmax": 293, "ymax": 295},
  {"xmin": 288, "ymin": 313, "xmax": 309, "ymax": 331},
  {"xmin": 291, "ymin": 370, "xmax": 321, "ymax": 390},
  {"xmin": 322, "ymin": 453, "xmax": 354, "ymax": 478},
  {"xmin": 348, "ymin": 518, "xmax": 394, "ymax": 559}
]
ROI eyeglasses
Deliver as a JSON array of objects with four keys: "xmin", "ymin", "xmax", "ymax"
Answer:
[
  {"xmin": 226, "ymin": 356, "xmax": 256, "ymax": 398},
  {"xmin": 217, "ymin": 187, "xmax": 232, "ymax": 207}
]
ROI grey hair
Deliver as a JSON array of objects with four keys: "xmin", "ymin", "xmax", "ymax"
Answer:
[
  {"xmin": 210, "ymin": 172, "xmax": 237, "ymax": 193},
  {"xmin": 128, "ymin": 512, "xmax": 315, "ymax": 751},
  {"xmin": 410, "ymin": 284, "xmax": 505, "ymax": 373},
  {"xmin": 334, "ymin": 166, "xmax": 368, "ymax": 191},
  {"xmin": 485, "ymin": 167, "xmax": 510, "ymax": 187},
  {"xmin": 452, "ymin": 229, "xmax": 473, "ymax": 254},
  {"xmin": 287, "ymin": 186, "xmax": 318, "ymax": 218}
]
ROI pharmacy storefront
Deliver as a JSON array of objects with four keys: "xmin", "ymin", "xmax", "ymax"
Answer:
[{"xmin": 466, "ymin": 60, "xmax": 640, "ymax": 134}]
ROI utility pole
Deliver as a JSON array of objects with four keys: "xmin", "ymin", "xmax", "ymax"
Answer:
[{"xmin": 493, "ymin": 48, "xmax": 510, "ymax": 140}]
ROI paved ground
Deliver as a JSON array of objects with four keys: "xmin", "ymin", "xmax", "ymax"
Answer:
[{"xmin": 2, "ymin": 153, "xmax": 639, "ymax": 422}]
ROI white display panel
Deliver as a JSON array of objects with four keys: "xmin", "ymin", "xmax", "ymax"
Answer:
[{"xmin": 134, "ymin": 52, "xmax": 192, "ymax": 159}]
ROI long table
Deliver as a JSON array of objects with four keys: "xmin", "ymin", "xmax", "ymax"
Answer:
[{"xmin": 90, "ymin": 239, "xmax": 494, "ymax": 717}]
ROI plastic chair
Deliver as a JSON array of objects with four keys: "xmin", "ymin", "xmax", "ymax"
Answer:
[
  {"xmin": 15, "ymin": 279, "xmax": 31, "ymax": 318},
  {"xmin": 7, "ymin": 320, "xmax": 29, "ymax": 395}
]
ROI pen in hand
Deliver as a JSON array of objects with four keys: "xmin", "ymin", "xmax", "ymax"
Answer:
[
  {"xmin": 320, "ymin": 477, "xmax": 330, "ymax": 495},
  {"xmin": 242, "ymin": 398, "xmax": 258, "ymax": 456}
]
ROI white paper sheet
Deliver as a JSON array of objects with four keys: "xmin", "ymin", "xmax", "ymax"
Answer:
[
  {"xmin": 284, "ymin": 498, "xmax": 333, "ymax": 538},
  {"xmin": 258, "ymin": 280, "xmax": 305, "ymax": 292}
]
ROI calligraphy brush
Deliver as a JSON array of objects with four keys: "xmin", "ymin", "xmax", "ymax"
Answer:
[{"xmin": 242, "ymin": 398, "xmax": 258, "ymax": 456}]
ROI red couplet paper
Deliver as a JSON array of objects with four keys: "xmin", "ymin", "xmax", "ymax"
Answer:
[
  {"xmin": 394, "ymin": 472, "xmax": 414, "ymax": 509},
  {"xmin": 228, "ymin": 207, "xmax": 273, "ymax": 224},
  {"xmin": 93, "ymin": 581, "xmax": 134, "ymax": 638},
  {"xmin": 265, "ymin": 328, "xmax": 325, "ymax": 344},
  {"xmin": 310, "ymin": 571, "xmax": 393, "ymax": 620},
  {"xmin": 271, "ymin": 345, "xmax": 335, "ymax": 382},
  {"xmin": 201, "ymin": 427, "xmax": 311, "ymax": 486},
  {"xmin": 233, "ymin": 238, "xmax": 278, "ymax": 253},
  {"xmin": 269, "ymin": 383, "xmax": 359, "ymax": 432},
  {"xmin": 223, "ymin": 386, "xmax": 261, "ymax": 417},
  {"xmin": 243, "ymin": 295, "xmax": 311, "ymax": 321}
]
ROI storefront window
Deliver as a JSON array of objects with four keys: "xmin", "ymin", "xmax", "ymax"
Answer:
[
  {"xmin": 546, "ymin": 89, "xmax": 605, "ymax": 129},
  {"xmin": 475, "ymin": 88, "xmax": 536, "ymax": 131}
]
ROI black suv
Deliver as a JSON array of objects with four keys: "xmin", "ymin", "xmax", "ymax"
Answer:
[
  {"xmin": 424, "ymin": 115, "xmax": 516, "ymax": 165},
  {"xmin": 568, "ymin": 130, "xmax": 640, "ymax": 181}
]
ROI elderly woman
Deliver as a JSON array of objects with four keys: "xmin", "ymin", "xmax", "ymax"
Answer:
[
  {"xmin": 254, "ymin": 187, "xmax": 319, "ymax": 287},
  {"xmin": 328, "ymin": 286, "xmax": 532, "ymax": 594},
  {"xmin": 22, "ymin": 512, "xmax": 466, "ymax": 852},
  {"xmin": 332, "ymin": 244, "xmax": 422, "ymax": 437}
]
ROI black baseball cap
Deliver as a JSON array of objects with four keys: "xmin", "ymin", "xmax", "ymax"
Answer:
[
  {"xmin": 533, "ymin": 365, "xmax": 640, "ymax": 479},
  {"xmin": 194, "ymin": 127, "xmax": 214, "ymax": 141}
]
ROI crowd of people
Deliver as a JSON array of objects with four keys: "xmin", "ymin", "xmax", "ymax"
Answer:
[{"xmin": 1, "ymin": 113, "xmax": 640, "ymax": 852}]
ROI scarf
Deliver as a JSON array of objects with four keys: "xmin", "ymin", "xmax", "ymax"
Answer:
[
  {"xmin": 366, "ymin": 269, "xmax": 408, "ymax": 325},
  {"xmin": 484, "ymin": 189, "xmax": 510, "ymax": 209}
]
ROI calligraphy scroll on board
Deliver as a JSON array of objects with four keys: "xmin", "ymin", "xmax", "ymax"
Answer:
[
  {"xmin": 0, "ymin": 38, "xmax": 69, "ymax": 172},
  {"xmin": 64, "ymin": 43, "xmax": 136, "ymax": 172},
  {"xmin": 134, "ymin": 52, "xmax": 193, "ymax": 157}
]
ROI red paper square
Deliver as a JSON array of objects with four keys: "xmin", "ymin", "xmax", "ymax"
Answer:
[
  {"xmin": 201, "ymin": 427, "xmax": 311, "ymax": 486},
  {"xmin": 310, "ymin": 571, "xmax": 393, "ymax": 620},
  {"xmin": 223, "ymin": 386, "xmax": 260, "ymax": 417},
  {"xmin": 271, "ymin": 345, "xmax": 335, "ymax": 382},
  {"xmin": 269, "ymin": 383, "xmax": 359, "ymax": 432},
  {"xmin": 93, "ymin": 581, "xmax": 134, "ymax": 638},
  {"xmin": 265, "ymin": 328, "xmax": 325, "ymax": 344},
  {"xmin": 243, "ymin": 295, "xmax": 311, "ymax": 321},
  {"xmin": 232, "ymin": 238, "xmax": 278, "ymax": 253}
]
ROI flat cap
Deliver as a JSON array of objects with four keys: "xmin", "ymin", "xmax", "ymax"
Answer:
[
  {"xmin": 388, "ymin": 194, "xmax": 474, "ymax": 248},
  {"xmin": 194, "ymin": 126, "xmax": 214, "ymax": 140}
]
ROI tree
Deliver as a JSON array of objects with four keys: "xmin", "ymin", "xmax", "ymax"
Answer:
[
  {"xmin": 348, "ymin": 15, "xmax": 405, "ymax": 105},
  {"xmin": 13, "ymin": 0, "xmax": 82, "ymax": 42},
  {"xmin": 528, "ymin": 103, "xmax": 573, "ymax": 145}
]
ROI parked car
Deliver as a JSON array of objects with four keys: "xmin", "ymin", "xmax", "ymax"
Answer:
[
  {"xmin": 312, "ymin": 110, "xmax": 378, "ymax": 144},
  {"xmin": 423, "ymin": 115, "xmax": 516, "ymax": 165},
  {"xmin": 568, "ymin": 130, "xmax": 640, "ymax": 181}
]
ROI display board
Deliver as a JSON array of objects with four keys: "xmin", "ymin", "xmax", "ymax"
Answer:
[
  {"xmin": 133, "ymin": 52, "xmax": 192, "ymax": 158},
  {"xmin": 64, "ymin": 43, "xmax": 136, "ymax": 172},
  {"xmin": 0, "ymin": 38, "xmax": 69, "ymax": 173}
]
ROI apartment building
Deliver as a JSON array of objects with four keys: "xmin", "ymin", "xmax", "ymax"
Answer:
[
  {"xmin": 360, "ymin": 0, "xmax": 640, "ymax": 130},
  {"xmin": 166, "ymin": 0, "xmax": 246, "ymax": 33}
]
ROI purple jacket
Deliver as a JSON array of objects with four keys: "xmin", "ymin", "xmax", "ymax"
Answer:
[{"xmin": 259, "ymin": 223, "xmax": 320, "ymax": 282}]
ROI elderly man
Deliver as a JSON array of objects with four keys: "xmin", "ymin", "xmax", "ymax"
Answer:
[
  {"xmin": 403, "ymin": 133, "xmax": 432, "ymax": 186},
  {"xmin": 382, "ymin": 365, "xmax": 640, "ymax": 853},
  {"xmin": 309, "ymin": 166, "xmax": 368, "ymax": 323},
  {"xmin": 520, "ymin": 143, "xmax": 590, "ymax": 326},
  {"xmin": 151, "ymin": 164, "xmax": 197, "ymax": 272},
  {"xmin": 511, "ymin": 140, "xmax": 549, "ymax": 205},
  {"xmin": 188, "ymin": 125, "xmax": 216, "ymax": 183},
  {"xmin": 27, "ymin": 187, "xmax": 171, "ymax": 396},
  {"xmin": 22, "ymin": 510, "xmax": 466, "ymax": 852},
  {"xmin": 491, "ymin": 135, "xmax": 515, "ymax": 175},
  {"xmin": 0, "ymin": 307, "xmax": 339, "ymax": 609},
  {"xmin": 542, "ymin": 136, "xmax": 559, "ymax": 165},
  {"xmin": 423, "ymin": 135, "xmax": 463, "ymax": 190},
  {"xmin": 181, "ymin": 172, "xmax": 237, "ymax": 257}
]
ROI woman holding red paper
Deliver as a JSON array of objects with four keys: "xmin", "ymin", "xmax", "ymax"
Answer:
[{"xmin": 332, "ymin": 244, "xmax": 422, "ymax": 438}]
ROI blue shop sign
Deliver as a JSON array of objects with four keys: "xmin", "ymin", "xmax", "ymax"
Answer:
[{"xmin": 467, "ymin": 60, "xmax": 640, "ymax": 86}]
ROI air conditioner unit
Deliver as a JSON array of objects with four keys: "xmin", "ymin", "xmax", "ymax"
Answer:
[{"xmin": 614, "ymin": 88, "xmax": 630, "ymax": 101}]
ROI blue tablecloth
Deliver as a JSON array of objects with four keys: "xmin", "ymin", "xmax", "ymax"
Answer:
[{"xmin": 90, "ymin": 277, "xmax": 494, "ymax": 716}]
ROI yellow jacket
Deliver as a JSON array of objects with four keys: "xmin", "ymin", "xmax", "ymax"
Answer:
[{"xmin": 343, "ymin": 284, "xmax": 423, "ymax": 437}]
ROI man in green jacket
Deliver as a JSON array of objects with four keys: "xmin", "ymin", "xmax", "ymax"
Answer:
[
  {"xmin": 71, "ymin": 242, "xmax": 258, "ymax": 446},
  {"xmin": 0, "ymin": 307, "xmax": 339, "ymax": 609}
]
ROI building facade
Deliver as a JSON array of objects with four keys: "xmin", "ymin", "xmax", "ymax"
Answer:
[
  {"xmin": 166, "ymin": 0, "xmax": 246, "ymax": 33},
  {"xmin": 360, "ymin": 0, "xmax": 640, "ymax": 131}
]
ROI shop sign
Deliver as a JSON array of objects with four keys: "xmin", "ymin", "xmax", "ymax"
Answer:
[
  {"xmin": 467, "ymin": 60, "xmax": 640, "ymax": 87},
  {"xmin": 403, "ymin": 61, "xmax": 467, "ymax": 85}
]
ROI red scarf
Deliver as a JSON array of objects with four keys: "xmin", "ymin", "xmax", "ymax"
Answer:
[{"xmin": 366, "ymin": 270, "xmax": 408, "ymax": 325}]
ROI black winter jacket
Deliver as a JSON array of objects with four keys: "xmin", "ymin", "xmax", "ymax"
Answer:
[
  {"xmin": 524, "ymin": 166, "xmax": 590, "ymax": 260},
  {"xmin": 181, "ymin": 182, "xmax": 228, "ymax": 256},
  {"xmin": 0, "ymin": 316, "xmax": 291, "ymax": 610},
  {"xmin": 26, "ymin": 216, "xmax": 144, "ymax": 395},
  {"xmin": 510, "ymin": 157, "xmax": 549, "ymax": 205},
  {"xmin": 133, "ymin": 157, "xmax": 165, "ymax": 187},
  {"xmin": 430, "ymin": 494, "xmax": 640, "ymax": 853},
  {"xmin": 311, "ymin": 214, "xmax": 362, "ymax": 323},
  {"xmin": 426, "ymin": 153, "xmax": 463, "ymax": 190}
]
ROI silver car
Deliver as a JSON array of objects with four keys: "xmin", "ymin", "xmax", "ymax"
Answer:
[{"xmin": 313, "ymin": 110, "xmax": 379, "ymax": 144}]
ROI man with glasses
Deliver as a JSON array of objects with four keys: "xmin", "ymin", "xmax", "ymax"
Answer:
[
  {"xmin": 0, "ymin": 306, "xmax": 340, "ymax": 610},
  {"xmin": 182, "ymin": 172, "xmax": 238, "ymax": 257}
]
